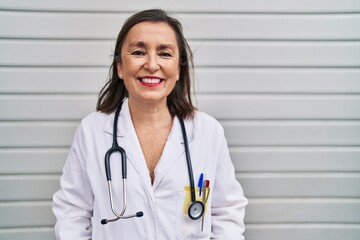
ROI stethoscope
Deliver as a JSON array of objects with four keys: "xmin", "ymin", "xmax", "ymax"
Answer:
[{"xmin": 101, "ymin": 101, "xmax": 204, "ymax": 225}]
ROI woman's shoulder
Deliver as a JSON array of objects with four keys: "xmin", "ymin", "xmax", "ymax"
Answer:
[
  {"xmin": 79, "ymin": 111, "xmax": 112, "ymax": 128},
  {"xmin": 82, "ymin": 111, "xmax": 110, "ymax": 121},
  {"xmin": 193, "ymin": 111, "xmax": 224, "ymax": 134},
  {"xmin": 194, "ymin": 110, "xmax": 221, "ymax": 125}
]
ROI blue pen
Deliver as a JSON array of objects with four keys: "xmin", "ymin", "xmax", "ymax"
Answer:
[{"xmin": 197, "ymin": 173, "xmax": 204, "ymax": 197}]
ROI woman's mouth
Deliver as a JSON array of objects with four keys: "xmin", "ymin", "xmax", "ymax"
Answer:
[{"xmin": 139, "ymin": 77, "xmax": 163, "ymax": 87}]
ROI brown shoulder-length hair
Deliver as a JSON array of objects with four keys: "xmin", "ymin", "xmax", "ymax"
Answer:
[{"xmin": 96, "ymin": 9, "xmax": 196, "ymax": 119}]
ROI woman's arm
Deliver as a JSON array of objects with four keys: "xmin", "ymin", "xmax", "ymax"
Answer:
[
  {"xmin": 211, "ymin": 129, "xmax": 248, "ymax": 240},
  {"xmin": 52, "ymin": 124, "xmax": 93, "ymax": 239}
]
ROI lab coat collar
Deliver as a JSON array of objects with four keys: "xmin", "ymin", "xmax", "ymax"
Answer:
[
  {"xmin": 152, "ymin": 116, "xmax": 194, "ymax": 190},
  {"xmin": 103, "ymin": 99, "xmax": 195, "ymax": 193},
  {"xmin": 103, "ymin": 99, "xmax": 132, "ymax": 138},
  {"xmin": 103, "ymin": 99, "xmax": 194, "ymax": 143}
]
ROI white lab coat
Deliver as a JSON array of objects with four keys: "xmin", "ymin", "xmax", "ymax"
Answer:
[{"xmin": 53, "ymin": 99, "xmax": 247, "ymax": 240}]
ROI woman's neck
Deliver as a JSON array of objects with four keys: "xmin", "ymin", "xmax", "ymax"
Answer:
[{"xmin": 128, "ymin": 98, "xmax": 173, "ymax": 128}]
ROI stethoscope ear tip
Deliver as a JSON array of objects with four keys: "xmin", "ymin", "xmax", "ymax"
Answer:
[
  {"xmin": 136, "ymin": 211, "xmax": 144, "ymax": 217},
  {"xmin": 101, "ymin": 219, "xmax": 108, "ymax": 225}
]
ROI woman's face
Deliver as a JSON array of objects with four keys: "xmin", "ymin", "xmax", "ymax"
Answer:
[{"xmin": 117, "ymin": 21, "xmax": 180, "ymax": 106}]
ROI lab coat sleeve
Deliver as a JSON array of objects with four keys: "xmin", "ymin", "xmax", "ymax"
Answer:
[
  {"xmin": 52, "ymin": 124, "xmax": 93, "ymax": 239},
  {"xmin": 210, "ymin": 127, "xmax": 248, "ymax": 240}
]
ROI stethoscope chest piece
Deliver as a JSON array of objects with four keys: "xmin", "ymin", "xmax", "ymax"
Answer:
[
  {"xmin": 188, "ymin": 201, "xmax": 204, "ymax": 220},
  {"xmin": 102, "ymin": 101, "xmax": 204, "ymax": 224}
]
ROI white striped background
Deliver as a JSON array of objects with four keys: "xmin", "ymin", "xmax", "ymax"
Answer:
[{"xmin": 0, "ymin": 0, "xmax": 360, "ymax": 239}]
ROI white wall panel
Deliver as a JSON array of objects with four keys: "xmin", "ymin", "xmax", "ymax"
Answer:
[
  {"xmin": 1, "ymin": 94, "xmax": 359, "ymax": 120},
  {"xmin": 231, "ymin": 147, "xmax": 360, "ymax": 172},
  {"xmin": 1, "ymin": 67, "xmax": 359, "ymax": 94},
  {"xmin": 0, "ymin": 202, "xmax": 55, "ymax": 228},
  {"xmin": 246, "ymin": 199, "xmax": 360, "ymax": 223},
  {"xmin": 0, "ymin": 95, "xmax": 97, "ymax": 120},
  {"xmin": 0, "ymin": 122, "xmax": 77, "ymax": 147},
  {"xmin": 0, "ymin": 175, "xmax": 59, "ymax": 201},
  {"xmin": 1, "ymin": 0, "xmax": 359, "ymax": 12},
  {"xmin": 1, "ymin": 226, "xmax": 360, "ymax": 240},
  {"xmin": 0, "ymin": 149, "xmax": 67, "ymax": 174},
  {"xmin": 1, "ymin": 122, "xmax": 359, "ymax": 147},
  {"xmin": 197, "ymin": 95, "xmax": 360, "ymax": 120},
  {"xmin": 1, "ymin": 1, "xmax": 359, "ymax": 239},
  {"xmin": 2, "ymin": 11, "xmax": 360, "ymax": 40},
  {"xmin": 0, "ymin": 228, "xmax": 55, "ymax": 240},
  {"xmin": 195, "ymin": 68, "xmax": 360, "ymax": 94},
  {"xmin": 1, "ymin": 173, "xmax": 359, "ymax": 201},
  {"xmin": 223, "ymin": 121, "xmax": 360, "ymax": 146},
  {"xmin": 245, "ymin": 224, "xmax": 360, "ymax": 240},
  {"xmin": 1, "ymin": 225, "xmax": 359, "ymax": 240},
  {"xmin": 1, "ymin": 200, "xmax": 358, "ymax": 228},
  {"xmin": 1, "ymin": 40, "xmax": 360, "ymax": 67},
  {"xmin": 2, "ymin": 147, "xmax": 359, "ymax": 175},
  {"xmin": 238, "ymin": 173, "xmax": 360, "ymax": 197}
]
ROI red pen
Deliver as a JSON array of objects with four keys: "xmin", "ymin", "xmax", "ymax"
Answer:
[{"xmin": 201, "ymin": 180, "xmax": 210, "ymax": 231}]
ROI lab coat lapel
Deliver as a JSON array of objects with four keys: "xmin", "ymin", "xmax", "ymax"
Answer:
[
  {"xmin": 152, "ymin": 117, "xmax": 194, "ymax": 190},
  {"xmin": 103, "ymin": 100, "xmax": 154, "ymax": 199}
]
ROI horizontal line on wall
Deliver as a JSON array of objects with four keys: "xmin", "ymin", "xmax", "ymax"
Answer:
[
  {"xmin": 0, "ymin": 226, "xmax": 54, "ymax": 232},
  {"xmin": 220, "ymin": 120, "xmax": 360, "ymax": 124},
  {"xmin": 3, "ymin": 172, "xmax": 360, "ymax": 178},
  {"xmin": 3, "ymin": 144, "xmax": 357, "ymax": 149},
  {"xmin": 0, "ymin": 93, "xmax": 97, "ymax": 96},
  {"xmin": 2, "ymin": 38, "xmax": 360, "ymax": 43},
  {"xmin": 2, "ymin": 66, "xmax": 360, "ymax": 70},
  {"xmin": 216, "ymin": 118, "xmax": 360, "ymax": 122},
  {"xmin": 1, "ymin": 198, "xmax": 359, "ymax": 205},
  {"xmin": 196, "ymin": 93, "xmax": 360, "ymax": 97},
  {"xmin": 1, "ymin": 9, "xmax": 360, "ymax": 14},
  {"xmin": 1, "ymin": 146, "xmax": 359, "ymax": 151},
  {"xmin": 247, "ymin": 197, "xmax": 360, "ymax": 202},
  {"xmin": 1, "ymin": 65, "xmax": 360, "ymax": 70},
  {"xmin": 1, "ymin": 120, "xmax": 360, "ymax": 124},
  {"xmin": 197, "ymin": 93, "xmax": 360, "ymax": 96},
  {"xmin": 1, "ymin": 65, "xmax": 360, "ymax": 69},
  {"xmin": 0, "ymin": 120, "xmax": 80, "ymax": 124},
  {"xmin": 2, "ymin": 37, "xmax": 360, "ymax": 42},
  {"xmin": 0, "ymin": 92, "xmax": 98, "ymax": 95},
  {"xmin": 229, "ymin": 145, "xmax": 360, "ymax": 148},
  {"xmin": 0, "ymin": 200, "xmax": 52, "ymax": 205},
  {"xmin": 196, "ymin": 65, "xmax": 360, "ymax": 69},
  {"xmin": 237, "ymin": 170, "xmax": 360, "ymax": 174},
  {"xmin": 4, "ymin": 172, "xmax": 360, "ymax": 178},
  {"xmin": 2, "ymin": 92, "xmax": 360, "ymax": 95},
  {"xmin": 0, "ymin": 147, "xmax": 69, "ymax": 151},
  {"xmin": 0, "ymin": 146, "xmax": 72, "ymax": 150},
  {"xmin": 236, "ymin": 172, "xmax": 360, "ymax": 177},
  {"xmin": 0, "ymin": 174, "xmax": 60, "ymax": 178},
  {"xmin": 245, "ymin": 223, "xmax": 360, "ymax": 228},
  {"xmin": 0, "ymin": 65, "xmax": 107, "ymax": 69},
  {"xmin": 2, "ymin": 93, "xmax": 360, "ymax": 97},
  {"xmin": 230, "ymin": 145, "xmax": 360, "ymax": 151}
]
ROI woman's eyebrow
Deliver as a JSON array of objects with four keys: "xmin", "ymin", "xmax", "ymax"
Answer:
[
  {"xmin": 128, "ymin": 41, "xmax": 146, "ymax": 48},
  {"xmin": 157, "ymin": 44, "xmax": 176, "ymax": 51},
  {"xmin": 128, "ymin": 41, "xmax": 176, "ymax": 51}
]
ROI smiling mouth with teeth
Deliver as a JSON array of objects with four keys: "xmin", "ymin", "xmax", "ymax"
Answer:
[{"xmin": 139, "ymin": 77, "xmax": 163, "ymax": 87}]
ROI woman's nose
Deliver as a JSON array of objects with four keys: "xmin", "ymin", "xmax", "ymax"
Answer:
[{"xmin": 144, "ymin": 54, "xmax": 160, "ymax": 72}]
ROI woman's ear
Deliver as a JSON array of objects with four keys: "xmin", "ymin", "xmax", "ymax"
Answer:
[{"xmin": 116, "ymin": 63, "xmax": 123, "ymax": 79}]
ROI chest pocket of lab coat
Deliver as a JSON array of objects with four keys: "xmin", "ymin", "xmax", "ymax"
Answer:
[{"xmin": 176, "ymin": 190, "xmax": 210, "ymax": 240}]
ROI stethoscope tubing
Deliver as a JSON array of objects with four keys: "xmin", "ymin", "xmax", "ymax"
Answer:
[
  {"xmin": 178, "ymin": 118, "xmax": 196, "ymax": 204},
  {"xmin": 102, "ymin": 100, "xmax": 204, "ymax": 224}
]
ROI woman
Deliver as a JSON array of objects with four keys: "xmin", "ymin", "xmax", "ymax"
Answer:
[{"xmin": 53, "ymin": 9, "xmax": 247, "ymax": 239}]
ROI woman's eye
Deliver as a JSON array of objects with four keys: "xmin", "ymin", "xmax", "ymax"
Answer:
[
  {"xmin": 131, "ymin": 50, "xmax": 145, "ymax": 56},
  {"xmin": 160, "ymin": 52, "xmax": 172, "ymax": 57}
]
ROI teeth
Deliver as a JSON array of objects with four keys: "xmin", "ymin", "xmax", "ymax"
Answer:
[{"xmin": 141, "ymin": 78, "xmax": 161, "ymax": 84}]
